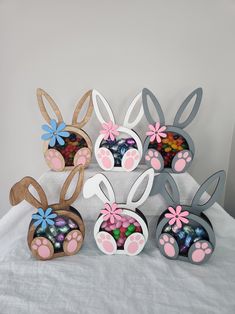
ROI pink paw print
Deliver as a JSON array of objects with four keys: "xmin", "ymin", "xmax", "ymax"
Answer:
[
  {"xmin": 145, "ymin": 149, "xmax": 164, "ymax": 171},
  {"xmin": 96, "ymin": 231, "xmax": 117, "ymax": 255},
  {"xmin": 124, "ymin": 233, "xmax": 145, "ymax": 256},
  {"xmin": 74, "ymin": 147, "xmax": 91, "ymax": 167},
  {"xmin": 189, "ymin": 241, "xmax": 213, "ymax": 264},
  {"xmin": 45, "ymin": 149, "xmax": 65, "ymax": 171},
  {"xmin": 97, "ymin": 148, "xmax": 114, "ymax": 170},
  {"xmin": 158, "ymin": 233, "xmax": 179, "ymax": 259},
  {"xmin": 63, "ymin": 230, "xmax": 83, "ymax": 255},
  {"xmin": 172, "ymin": 150, "xmax": 192, "ymax": 173},
  {"xmin": 122, "ymin": 148, "xmax": 140, "ymax": 171},
  {"xmin": 31, "ymin": 237, "xmax": 54, "ymax": 260}
]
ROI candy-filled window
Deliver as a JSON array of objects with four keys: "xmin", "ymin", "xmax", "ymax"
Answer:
[
  {"xmin": 49, "ymin": 133, "xmax": 88, "ymax": 167},
  {"xmin": 148, "ymin": 131, "xmax": 189, "ymax": 168},
  {"xmin": 162, "ymin": 219, "xmax": 209, "ymax": 257}
]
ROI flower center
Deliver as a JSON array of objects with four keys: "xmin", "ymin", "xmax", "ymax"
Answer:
[{"xmin": 53, "ymin": 132, "xmax": 57, "ymax": 135}]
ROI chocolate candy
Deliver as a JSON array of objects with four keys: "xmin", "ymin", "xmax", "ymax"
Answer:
[
  {"xmin": 55, "ymin": 217, "xmax": 67, "ymax": 227},
  {"xmin": 49, "ymin": 132, "xmax": 88, "ymax": 166},
  {"xmin": 148, "ymin": 132, "xmax": 189, "ymax": 168},
  {"xmin": 100, "ymin": 137, "xmax": 137, "ymax": 167}
]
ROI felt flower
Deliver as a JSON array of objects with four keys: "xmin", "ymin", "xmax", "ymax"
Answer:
[
  {"xmin": 146, "ymin": 122, "xmax": 167, "ymax": 143},
  {"xmin": 100, "ymin": 203, "xmax": 123, "ymax": 224},
  {"xmin": 165, "ymin": 205, "xmax": 189, "ymax": 228},
  {"xmin": 32, "ymin": 207, "xmax": 57, "ymax": 230},
  {"xmin": 100, "ymin": 121, "xmax": 119, "ymax": 141},
  {"xmin": 41, "ymin": 119, "xmax": 70, "ymax": 147}
]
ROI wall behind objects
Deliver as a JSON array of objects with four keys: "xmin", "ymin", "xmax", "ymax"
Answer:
[{"xmin": 0, "ymin": 0, "xmax": 235, "ymax": 217}]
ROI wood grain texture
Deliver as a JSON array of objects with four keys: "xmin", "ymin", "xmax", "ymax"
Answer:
[{"xmin": 72, "ymin": 90, "xmax": 93, "ymax": 128}]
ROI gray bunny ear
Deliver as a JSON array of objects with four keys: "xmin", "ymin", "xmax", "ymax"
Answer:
[
  {"xmin": 191, "ymin": 171, "xmax": 226, "ymax": 213},
  {"xmin": 173, "ymin": 87, "xmax": 202, "ymax": 129},
  {"xmin": 150, "ymin": 173, "xmax": 180, "ymax": 206},
  {"xmin": 142, "ymin": 88, "xmax": 165, "ymax": 126}
]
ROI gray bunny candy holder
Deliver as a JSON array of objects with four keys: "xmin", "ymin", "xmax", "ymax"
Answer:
[
  {"xmin": 143, "ymin": 88, "xmax": 202, "ymax": 173},
  {"xmin": 154, "ymin": 171, "xmax": 225, "ymax": 265}
]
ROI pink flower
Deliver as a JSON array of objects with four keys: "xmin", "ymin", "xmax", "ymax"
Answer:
[
  {"xmin": 100, "ymin": 120, "xmax": 119, "ymax": 141},
  {"xmin": 100, "ymin": 203, "xmax": 123, "ymax": 224},
  {"xmin": 164, "ymin": 205, "xmax": 189, "ymax": 228},
  {"xmin": 146, "ymin": 122, "xmax": 167, "ymax": 143}
]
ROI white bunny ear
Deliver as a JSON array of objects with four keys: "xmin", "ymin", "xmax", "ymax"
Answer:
[
  {"xmin": 92, "ymin": 89, "xmax": 115, "ymax": 125},
  {"xmin": 83, "ymin": 173, "xmax": 115, "ymax": 204},
  {"xmin": 123, "ymin": 92, "xmax": 144, "ymax": 129},
  {"xmin": 126, "ymin": 168, "xmax": 154, "ymax": 209}
]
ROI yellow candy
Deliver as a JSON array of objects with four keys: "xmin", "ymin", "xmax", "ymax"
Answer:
[
  {"xmin": 162, "ymin": 139, "xmax": 169, "ymax": 144},
  {"xmin": 165, "ymin": 147, "xmax": 172, "ymax": 152},
  {"xmin": 172, "ymin": 144, "xmax": 178, "ymax": 150}
]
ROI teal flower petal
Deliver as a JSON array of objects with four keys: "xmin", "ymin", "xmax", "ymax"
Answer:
[
  {"xmin": 50, "ymin": 119, "xmax": 57, "ymax": 131},
  {"xmin": 41, "ymin": 220, "xmax": 47, "ymax": 230},
  {"xmin": 33, "ymin": 219, "xmax": 43, "ymax": 228},
  {"xmin": 45, "ymin": 207, "xmax": 53, "ymax": 217},
  {"xmin": 41, "ymin": 133, "xmax": 53, "ymax": 141},
  {"xmin": 46, "ymin": 218, "xmax": 55, "ymax": 226},
  {"xmin": 42, "ymin": 124, "xmax": 53, "ymax": 133},
  {"xmin": 49, "ymin": 136, "xmax": 56, "ymax": 147},
  {"xmin": 56, "ymin": 135, "xmax": 65, "ymax": 145},
  {"xmin": 38, "ymin": 208, "xmax": 45, "ymax": 217},
  {"xmin": 57, "ymin": 122, "xmax": 66, "ymax": 132},
  {"xmin": 58, "ymin": 131, "xmax": 70, "ymax": 138},
  {"xmin": 47, "ymin": 213, "xmax": 57, "ymax": 219}
]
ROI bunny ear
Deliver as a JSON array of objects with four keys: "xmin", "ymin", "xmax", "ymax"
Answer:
[
  {"xmin": 173, "ymin": 87, "xmax": 202, "ymax": 129},
  {"xmin": 150, "ymin": 173, "xmax": 180, "ymax": 206},
  {"xmin": 92, "ymin": 89, "xmax": 115, "ymax": 125},
  {"xmin": 72, "ymin": 90, "xmax": 93, "ymax": 128},
  {"xmin": 191, "ymin": 171, "xmax": 226, "ymax": 213},
  {"xmin": 123, "ymin": 92, "xmax": 144, "ymax": 129},
  {"xmin": 10, "ymin": 177, "xmax": 48, "ymax": 209},
  {"xmin": 142, "ymin": 88, "xmax": 165, "ymax": 126},
  {"xmin": 58, "ymin": 165, "xmax": 84, "ymax": 208},
  {"xmin": 126, "ymin": 168, "xmax": 154, "ymax": 209},
  {"xmin": 37, "ymin": 88, "xmax": 63, "ymax": 124},
  {"xmin": 83, "ymin": 173, "xmax": 115, "ymax": 204}
]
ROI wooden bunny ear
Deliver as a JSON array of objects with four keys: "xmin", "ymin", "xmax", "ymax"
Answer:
[
  {"xmin": 92, "ymin": 89, "xmax": 115, "ymax": 125},
  {"xmin": 72, "ymin": 90, "xmax": 93, "ymax": 128},
  {"xmin": 173, "ymin": 87, "xmax": 202, "ymax": 129},
  {"xmin": 142, "ymin": 88, "xmax": 165, "ymax": 126},
  {"xmin": 10, "ymin": 177, "xmax": 48, "ymax": 209},
  {"xmin": 150, "ymin": 173, "xmax": 180, "ymax": 206},
  {"xmin": 37, "ymin": 88, "xmax": 63, "ymax": 124},
  {"xmin": 126, "ymin": 168, "xmax": 154, "ymax": 209},
  {"xmin": 123, "ymin": 92, "xmax": 144, "ymax": 129},
  {"xmin": 58, "ymin": 165, "xmax": 84, "ymax": 208},
  {"xmin": 191, "ymin": 171, "xmax": 226, "ymax": 213},
  {"xmin": 83, "ymin": 173, "xmax": 115, "ymax": 204}
]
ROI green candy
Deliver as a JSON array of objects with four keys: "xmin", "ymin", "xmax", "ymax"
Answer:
[
  {"xmin": 125, "ymin": 230, "xmax": 132, "ymax": 237},
  {"xmin": 163, "ymin": 144, "xmax": 168, "ymax": 149},
  {"xmin": 113, "ymin": 229, "xmax": 120, "ymax": 236},
  {"xmin": 113, "ymin": 233, "xmax": 120, "ymax": 240},
  {"xmin": 127, "ymin": 224, "xmax": 135, "ymax": 232}
]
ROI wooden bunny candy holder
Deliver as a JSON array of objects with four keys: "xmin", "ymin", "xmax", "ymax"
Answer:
[
  {"xmin": 83, "ymin": 169, "xmax": 154, "ymax": 256},
  {"xmin": 143, "ymin": 88, "xmax": 202, "ymax": 173},
  {"xmin": 37, "ymin": 88, "xmax": 93, "ymax": 171},
  {"xmin": 10, "ymin": 166, "xmax": 85, "ymax": 260},
  {"xmin": 92, "ymin": 90, "xmax": 144, "ymax": 172},
  {"xmin": 153, "ymin": 171, "xmax": 226, "ymax": 265}
]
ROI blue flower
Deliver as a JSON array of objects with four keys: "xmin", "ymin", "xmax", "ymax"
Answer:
[
  {"xmin": 32, "ymin": 207, "xmax": 57, "ymax": 230},
  {"xmin": 41, "ymin": 119, "xmax": 70, "ymax": 147}
]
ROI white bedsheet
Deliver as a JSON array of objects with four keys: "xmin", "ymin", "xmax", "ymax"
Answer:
[{"xmin": 0, "ymin": 165, "xmax": 235, "ymax": 314}]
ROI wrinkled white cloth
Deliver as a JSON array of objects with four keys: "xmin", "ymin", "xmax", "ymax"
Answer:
[{"xmin": 0, "ymin": 165, "xmax": 235, "ymax": 314}]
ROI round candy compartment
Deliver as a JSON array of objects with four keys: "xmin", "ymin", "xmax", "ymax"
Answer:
[
  {"xmin": 162, "ymin": 219, "xmax": 209, "ymax": 257},
  {"xmin": 49, "ymin": 132, "xmax": 88, "ymax": 167},
  {"xmin": 148, "ymin": 131, "xmax": 189, "ymax": 168},
  {"xmin": 33, "ymin": 213, "xmax": 80, "ymax": 253},
  {"xmin": 99, "ymin": 209, "xmax": 146, "ymax": 249},
  {"xmin": 100, "ymin": 135, "xmax": 137, "ymax": 167}
]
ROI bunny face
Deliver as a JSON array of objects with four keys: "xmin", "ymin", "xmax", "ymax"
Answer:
[
  {"xmin": 153, "ymin": 171, "xmax": 225, "ymax": 265},
  {"xmin": 10, "ymin": 166, "xmax": 85, "ymax": 260},
  {"xmin": 37, "ymin": 89, "xmax": 93, "ymax": 172},
  {"xmin": 143, "ymin": 88, "xmax": 202, "ymax": 173},
  {"xmin": 83, "ymin": 169, "xmax": 154, "ymax": 255},
  {"xmin": 92, "ymin": 90, "xmax": 143, "ymax": 172}
]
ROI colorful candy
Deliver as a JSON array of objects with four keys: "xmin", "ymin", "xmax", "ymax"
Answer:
[
  {"xmin": 100, "ymin": 137, "xmax": 137, "ymax": 167},
  {"xmin": 50, "ymin": 132, "xmax": 87, "ymax": 166},
  {"xmin": 148, "ymin": 132, "xmax": 189, "ymax": 167},
  {"xmin": 100, "ymin": 214, "xmax": 142, "ymax": 248}
]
